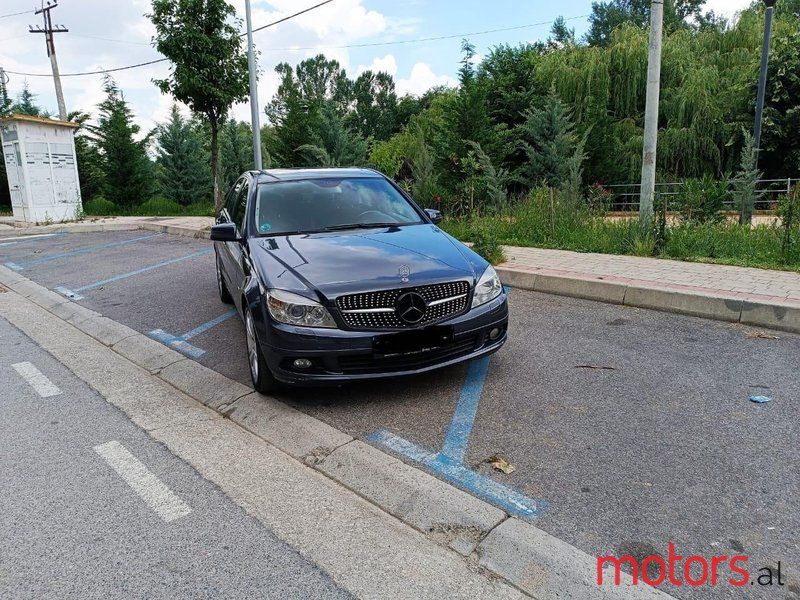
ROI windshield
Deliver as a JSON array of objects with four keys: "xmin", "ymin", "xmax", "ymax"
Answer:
[{"xmin": 254, "ymin": 177, "xmax": 423, "ymax": 236}]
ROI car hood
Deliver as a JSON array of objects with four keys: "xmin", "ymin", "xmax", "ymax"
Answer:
[{"xmin": 250, "ymin": 224, "xmax": 485, "ymax": 300}]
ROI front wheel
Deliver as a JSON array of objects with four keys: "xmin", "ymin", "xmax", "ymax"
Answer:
[{"xmin": 244, "ymin": 306, "xmax": 278, "ymax": 393}]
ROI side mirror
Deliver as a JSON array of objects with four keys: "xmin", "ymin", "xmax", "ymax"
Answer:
[
  {"xmin": 210, "ymin": 222, "xmax": 240, "ymax": 242},
  {"xmin": 424, "ymin": 208, "xmax": 443, "ymax": 224}
]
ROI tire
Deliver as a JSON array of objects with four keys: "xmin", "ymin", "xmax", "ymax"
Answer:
[
  {"xmin": 216, "ymin": 251, "xmax": 233, "ymax": 304},
  {"xmin": 244, "ymin": 305, "xmax": 278, "ymax": 393}
]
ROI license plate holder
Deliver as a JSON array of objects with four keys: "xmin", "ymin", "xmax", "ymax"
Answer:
[{"xmin": 373, "ymin": 326, "xmax": 454, "ymax": 357}]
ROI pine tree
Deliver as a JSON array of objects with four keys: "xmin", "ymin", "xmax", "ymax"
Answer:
[
  {"xmin": 11, "ymin": 82, "xmax": 46, "ymax": 117},
  {"xmin": 67, "ymin": 111, "xmax": 105, "ymax": 203},
  {"xmin": 220, "ymin": 117, "xmax": 252, "ymax": 191},
  {"xmin": 92, "ymin": 77, "xmax": 153, "ymax": 207},
  {"xmin": 155, "ymin": 105, "xmax": 210, "ymax": 205},
  {"xmin": 514, "ymin": 88, "xmax": 585, "ymax": 189}
]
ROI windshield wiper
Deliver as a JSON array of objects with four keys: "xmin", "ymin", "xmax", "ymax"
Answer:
[{"xmin": 322, "ymin": 222, "xmax": 402, "ymax": 231}]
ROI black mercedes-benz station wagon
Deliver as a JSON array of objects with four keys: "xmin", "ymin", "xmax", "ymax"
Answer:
[{"xmin": 211, "ymin": 168, "xmax": 508, "ymax": 392}]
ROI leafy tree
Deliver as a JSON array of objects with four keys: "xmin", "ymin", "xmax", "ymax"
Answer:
[
  {"xmin": 92, "ymin": 77, "xmax": 153, "ymax": 207},
  {"xmin": 154, "ymin": 104, "xmax": 211, "ymax": 205},
  {"xmin": 585, "ymin": 0, "xmax": 707, "ymax": 46},
  {"xmin": 760, "ymin": 28, "xmax": 800, "ymax": 178},
  {"xmin": 67, "ymin": 110, "xmax": 105, "ymax": 204},
  {"xmin": 347, "ymin": 70, "xmax": 398, "ymax": 141},
  {"xmin": 440, "ymin": 39, "xmax": 498, "ymax": 192},
  {"xmin": 149, "ymin": 0, "xmax": 249, "ymax": 212},
  {"xmin": 514, "ymin": 88, "xmax": 585, "ymax": 189}
]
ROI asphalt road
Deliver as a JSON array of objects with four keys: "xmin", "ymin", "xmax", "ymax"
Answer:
[
  {"xmin": 0, "ymin": 316, "xmax": 350, "ymax": 600},
  {"xmin": 3, "ymin": 230, "xmax": 799, "ymax": 599}
]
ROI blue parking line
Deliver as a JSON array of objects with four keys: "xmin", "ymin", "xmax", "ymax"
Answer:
[
  {"xmin": 368, "ymin": 356, "xmax": 547, "ymax": 520},
  {"xmin": 147, "ymin": 309, "xmax": 237, "ymax": 358},
  {"xmin": 369, "ymin": 430, "xmax": 546, "ymax": 519},
  {"xmin": 181, "ymin": 309, "xmax": 237, "ymax": 340},
  {"xmin": 4, "ymin": 233, "xmax": 163, "ymax": 270},
  {"xmin": 55, "ymin": 249, "xmax": 212, "ymax": 298},
  {"xmin": 440, "ymin": 356, "xmax": 491, "ymax": 464}
]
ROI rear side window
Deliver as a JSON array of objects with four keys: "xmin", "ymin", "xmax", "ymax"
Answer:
[
  {"xmin": 229, "ymin": 179, "xmax": 249, "ymax": 231},
  {"xmin": 223, "ymin": 179, "xmax": 242, "ymax": 221}
]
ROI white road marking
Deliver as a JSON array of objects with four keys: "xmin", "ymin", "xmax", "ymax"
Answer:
[
  {"xmin": 93, "ymin": 441, "xmax": 192, "ymax": 523},
  {"xmin": 0, "ymin": 233, "xmax": 58, "ymax": 244},
  {"xmin": 11, "ymin": 362, "xmax": 62, "ymax": 397}
]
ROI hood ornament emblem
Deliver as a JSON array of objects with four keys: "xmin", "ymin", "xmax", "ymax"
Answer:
[{"xmin": 398, "ymin": 265, "xmax": 411, "ymax": 283}]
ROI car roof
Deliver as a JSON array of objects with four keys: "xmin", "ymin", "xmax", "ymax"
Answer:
[{"xmin": 253, "ymin": 167, "xmax": 383, "ymax": 183}]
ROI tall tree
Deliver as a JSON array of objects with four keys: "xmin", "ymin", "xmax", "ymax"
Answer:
[
  {"xmin": 92, "ymin": 77, "xmax": 153, "ymax": 207},
  {"xmin": 0, "ymin": 76, "xmax": 11, "ymax": 117},
  {"xmin": 155, "ymin": 104, "xmax": 210, "ymax": 205},
  {"xmin": 585, "ymin": 0, "xmax": 707, "ymax": 46},
  {"xmin": 11, "ymin": 82, "xmax": 46, "ymax": 117},
  {"xmin": 67, "ymin": 110, "xmax": 105, "ymax": 204},
  {"xmin": 514, "ymin": 88, "xmax": 585, "ymax": 189},
  {"xmin": 548, "ymin": 16, "xmax": 577, "ymax": 49},
  {"xmin": 220, "ymin": 117, "xmax": 253, "ymax": 191},
  {"xmin": 297, "ymin": 101, "xmax": 368, "ymax": 167},
  {"xmin": 348, "ymin": 70, "xmax": 399, "ymax": 141},
  {"xmin": 149, "ymin": 0, "xmax": 249, "ymax": 212}
]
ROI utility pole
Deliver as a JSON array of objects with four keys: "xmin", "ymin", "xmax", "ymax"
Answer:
[
  {"xmin": 743, "ymin": 0, "xmax": 777, "ymax": 224},
  {"xmin": 244, "ymin": 0, "xmax": 262, "ymax": 170},
  {"xmin": 29, "ymin": 1, "xmax": 68, "ymax": 121},
  {"xmin": 639, "ymin": 0, "xmax": 664, "ymax": 224}
]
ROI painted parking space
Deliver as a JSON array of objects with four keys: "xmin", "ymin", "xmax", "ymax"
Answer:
[{"xmin": 7, "ymin": 230, "xmax": 799, "ymax": 600}]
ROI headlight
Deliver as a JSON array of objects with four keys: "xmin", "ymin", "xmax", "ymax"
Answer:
[
  {"xmin": 471, "ymin": 265, "xmax": 503, "ymax": 308},
  {"xmin": 265, "ymin": 289, "xmax": 337, "ymax": 328}
]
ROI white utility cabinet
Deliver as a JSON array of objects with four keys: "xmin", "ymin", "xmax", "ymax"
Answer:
[{"xmin": 1, "ymin": 114, "xmax": 82, "ymax": 223}]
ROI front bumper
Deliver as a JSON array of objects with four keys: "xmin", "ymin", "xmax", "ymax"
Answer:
[{"xmin": 259, "ymin": 292, "xmax": 509, "ymax": 385}]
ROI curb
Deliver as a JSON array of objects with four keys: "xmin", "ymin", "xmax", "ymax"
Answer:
[
  {"xmin": 0, "ymin": 219, "xmax": 210, "ymax": 239},
  {"xmin": 496, "ymin": 266, "xmax": 800, "ymax": 334},
  {"xmin": 0, "ymin": 264, "xmax": 674, "ymax": 599}
]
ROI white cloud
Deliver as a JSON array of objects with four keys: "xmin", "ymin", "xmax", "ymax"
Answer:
[
  {"xmin": 703, "ymin": 0, "xmax": 752, "ymax": 20},
  {"xmin": 396, "ymin": 63, "xmax": 457, "ymax": 97},
  {"xmin": 356, "ymin": 54, "xmax": 398, "ymax": 77}
]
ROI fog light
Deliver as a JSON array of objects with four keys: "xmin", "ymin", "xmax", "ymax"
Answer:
[
  {"xmin": 293, "ymin": 358, "xmax": 313, "ymax": 370},
  {"xmin": 488, "ymin": 327, "xmax": 502, "ymax": 341}
]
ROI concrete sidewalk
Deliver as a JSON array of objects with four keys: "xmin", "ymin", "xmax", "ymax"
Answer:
[
  {"xmin": 498, "ymin": 247, "xmax": 800, "ymax": 333},
  {"xmin": 2, "ymin": 215, "xmax": 799, "ymax": 333}
]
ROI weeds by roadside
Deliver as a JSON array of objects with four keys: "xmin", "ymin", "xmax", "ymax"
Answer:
[{"xmin": 442, "ymin": 187, "xmax": 800, "ymax": 272}]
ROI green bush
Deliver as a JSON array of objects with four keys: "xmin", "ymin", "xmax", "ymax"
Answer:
[
  {"xmin": 676, "ymin": 176, "xmax": 728, "ymax": 224},
  {"xmin": 470, "ymin": 227, "xmax": 506, "ymax": 265},
  {"xmin": 135, "ymin": 197, "xmax": 182, "ymax": 216},
  {"xmin": 82, "ymin": 196, "xmax": 116, "ymax": 215},
  {"xmin": 184, "ymin": 202, "xmax": 216, "ymax": 217}
]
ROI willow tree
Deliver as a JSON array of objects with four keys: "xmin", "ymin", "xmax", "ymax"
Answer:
[{"xmin": 149, "ymin": 0, "xmax": 249, "ymax": 212}]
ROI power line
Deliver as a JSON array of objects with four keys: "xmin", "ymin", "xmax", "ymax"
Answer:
[
  {"xmin": 0, "ymin": 9, "xmax": 33, "ymax": 19},
  {"xmin": 260, "ymin": 14, "xmax": 591, "ymax": 52},
  {"xmin": 252, "ymin": 0, "xmax": 334, "ymax": 33},
  {"xmin": 4, "ymin": 0, "xmax": 336, "ymax": 77},
  {"xmin": 5, "ymin": 6, "xmax": 590, "ymax": 78}
]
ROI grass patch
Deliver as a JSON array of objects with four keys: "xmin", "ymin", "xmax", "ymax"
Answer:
[
  {"xmin": 442, "ymin": 190, "xmax": 800, "ymax": 272},
  {"xmin": 82, "ymin": 196, "xmax": 214, "ymax": 218}
]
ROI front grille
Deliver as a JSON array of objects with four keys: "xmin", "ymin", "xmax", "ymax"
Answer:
[
  {"xmin": 336, "ymin": 281, "xmax": 470, "ymax": 330},
  {"xmin": 338, "ymin": 336, "xmax": 478, "ymax": 374}
]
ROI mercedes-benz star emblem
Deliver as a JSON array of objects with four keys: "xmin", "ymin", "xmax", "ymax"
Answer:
[
  {"xmin": 398, "ymin": 264, "xmax": 411, "ymax": 283},
  {"xmin": 395, "ymin": 291, "xmax": 427, "ymax": 324}
]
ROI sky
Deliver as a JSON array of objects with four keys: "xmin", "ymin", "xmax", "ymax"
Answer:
[{"xmin": 0, "ymin": 0, "xmax": 753, "ymax": 134}]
